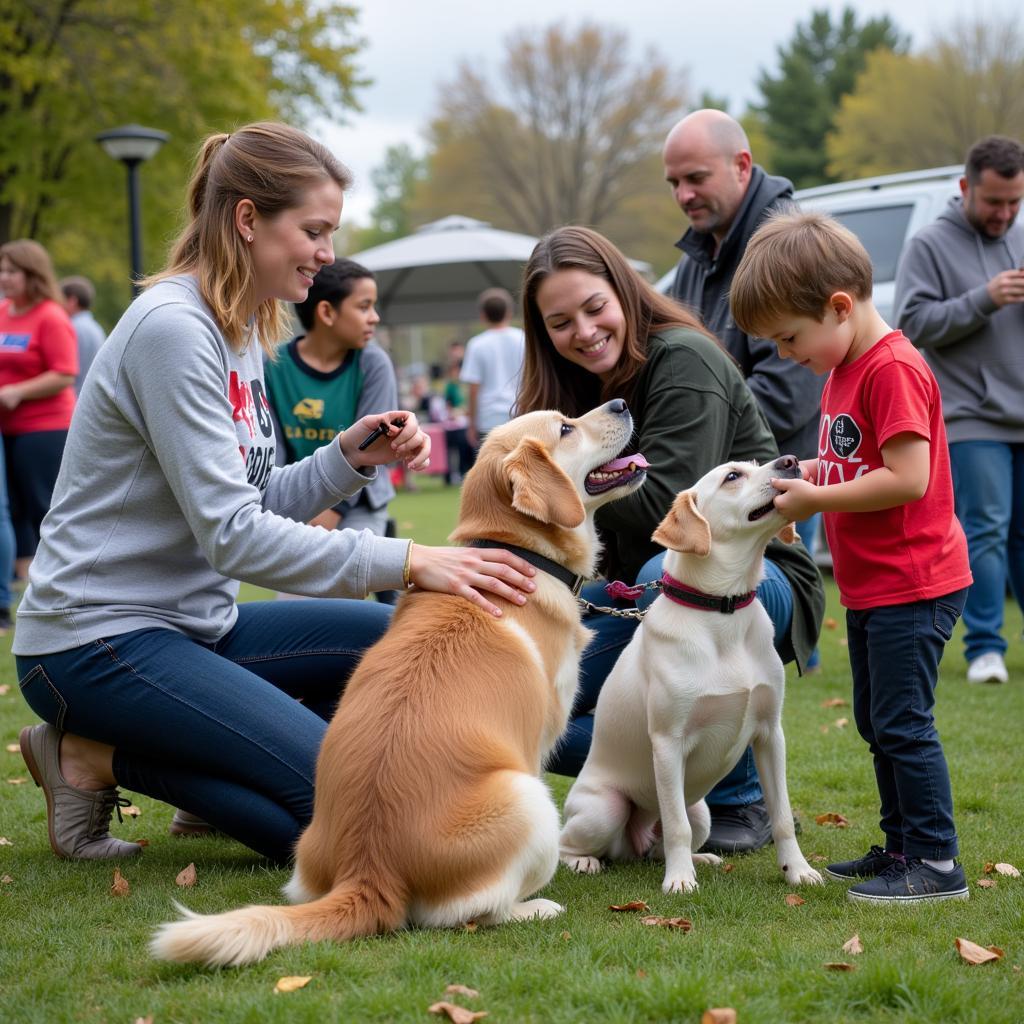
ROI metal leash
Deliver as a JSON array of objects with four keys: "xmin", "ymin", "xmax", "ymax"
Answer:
[{"xmin": 577, "ymin": 578, "xmax": 663, "ymax": 620}]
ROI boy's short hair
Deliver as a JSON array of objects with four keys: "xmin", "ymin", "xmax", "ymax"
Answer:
[
  {"xmin": 731, "ymin": 210, "xmax": 874, "ymax": 337},
  {"xmin": 965, "ymin": 134, "xmax": 1024, "ymax": 184},
  {"xmin": 478, "ymin": 287, "xmax": 513, "ymax": 324},
  {"xmin": 60, "ymin": 275, "xmax": 95, "ymax": 309},
  {"xmin": 293, "ymin": 258, "xmax": 375, "ymax": 330}
]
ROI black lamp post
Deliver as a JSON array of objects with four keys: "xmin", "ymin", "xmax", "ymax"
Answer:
[{"xmin": 95, "ymin": 124, "xmax": 169, "ymax": 296}]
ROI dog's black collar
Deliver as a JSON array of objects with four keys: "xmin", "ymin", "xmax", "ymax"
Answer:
[
  {"xmin": 467, "ymin": 540, "xmax": 587, "ymax": 596},
  {"xmin": 660, "ymin": 572, "xmax": 756, "ymax": 614}
]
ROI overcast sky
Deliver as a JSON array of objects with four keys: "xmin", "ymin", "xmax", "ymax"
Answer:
[{"xmin": 318, "ymin": 0, "xmax": 1012, "ymax": 225}]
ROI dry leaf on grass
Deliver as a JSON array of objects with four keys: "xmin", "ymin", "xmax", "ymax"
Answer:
[
  {"xmin": 976, "ymin": 878, "xmax": 997, "ymax": 889},
  {"xmin": 785, "ymin": 894, "xmax": 806, "ymax": 906},
  {"xmin": 6, "ymin": 777, "xmax": 27, "ymax": 785},
  {"xmin": 5, "ymin": 743, "xmax": 18, "ymax": 753},
  {"xmin": 838, "ymin": 638, "xmax": 849, "ymax": 647},
  {"xmin": 955, "ymin": 938, "xmax": 1004, "ymax": 965},
  {"xmin": 122, "ymin": 805, "xmax": 142, "ymax": 818},
  {"xmin": 0, "ymin": 684, "xmax": 10, "ymax": 695},
  {"xmin": 819, "ymin": 725, "xmax": 830, "ymax": 734},
  {"xmin": 702, "ymin": 1010, "xmax": 737, "ymax": 1024},
  {"xmin": 722, "ymin": 863, "xmax": 735, "ymax": 873},
  {"xmin": 560, "ymin": 931, "xmax": 571, "ymax": 941},
  {"xmin": 133, "ymin": 1017, "xmax": 154, "ymax": 1024},
  {"xmin": 0, "ymin": 836, "xmax": 12, "ymax": 846},
  {"xmin": 824, "ymin": 962, "xmax": 856, "ymax": 971},
  {"xmin": 834, "ymin": 717, "xmax": 849, "ymax": 729},
  {"xmin": 640, "ymin": 916, "xmax": 692, "ymax": 930},
  {"xmin": 136, "ymin": 838, "xmax": 151, "ymax": 847},
  {"xmin": 994, "ymin": 862, "xmax": 1020, "ymax": 878},
  {"xmin": 274, "ymin": 976, "xmax": 313, "ymax": 993},
  {"xmin": 175, "ymin": 863, "xmax": 197, "ymax": 888},
  {"xmin": 428, "ymin": 1001, "xmax": 488, "ymax": 1023},
  {"xmin": 821, "ymin": 697, "xmax": 848, "ymax": 708},
  {"xmin": 609, "ymin": 900, "xmax": 649, "ymax": 912},
  {"xmin": 824, "ymin": 617, "xmax": 838, "ymax": 629},
  {"xmin": 808, "ymin": 854, "xmax": 827, "ymax": 863},
  {"xmin": 1, "ymin": 874, "xmax": 13, "ymax": 884},
  {"xmin": 842, "ymin": 934, "xmax": 864, "ymax": 955},
  {"xmin": 110, "ymin": 868, "xmax": 130, "ymax": 897},
  {"xmin": 462, "ymin": 921, "xmax": 478, "ymax": 933},
  {"xmin": 445, "ymin": 984, "xmax": 479, "ymax": 999},
  {"xmin": 815, "ymin": 812, "xmax": 850, "ymax": 827}
]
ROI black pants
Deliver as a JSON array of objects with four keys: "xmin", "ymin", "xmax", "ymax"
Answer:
[{"xmin": 4, "ymin": 430, "xmax": 67, "ymax": 559}]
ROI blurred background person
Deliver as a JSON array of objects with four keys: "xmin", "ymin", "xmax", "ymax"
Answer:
[
  {"xmin": 60, "ymin": 276, "xmax": 107, "ymax": 395},
  {"xmin": 0, "ymin": 240, "xmax": 77, "ymax": 585}
]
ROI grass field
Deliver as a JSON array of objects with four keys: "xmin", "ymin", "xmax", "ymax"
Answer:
[{"xmin": 2, "ymin": 476, "xmax": 1022, "ymax": 1023}]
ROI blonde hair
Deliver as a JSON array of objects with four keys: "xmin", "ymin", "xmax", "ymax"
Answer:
[
  {"xmin": 731, "ymin": 210, "xmax": 873, "ymax": 337},
  {"xmin": 150, "ymin": 122, "xmax": 351, "ymax": 354},
  {"xmin": 0, "ymin": 239, "xmax": 62, "ymax": 308}
]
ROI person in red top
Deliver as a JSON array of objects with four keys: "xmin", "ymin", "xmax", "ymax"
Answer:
[
  {"xmin": 731, "ymin": 210, "xmax": 973, "ymax": 905},
  {"xmin": 0, "ymin": 239, "xmax": 78, "ymax": 581}
]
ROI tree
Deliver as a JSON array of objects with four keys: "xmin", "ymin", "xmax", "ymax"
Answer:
[
  {"xmin": 828, "ymin": 14, "xmax": 1024, "ymax": 180},
  {"xmin": 352, "ymin": 143, "xmax": 428, "ymax": 250},
  {"xmin": 0, "ymin": 0, "xmax": 366, "ymax": 321},
  {"xmin": 755, "ymin": 7, "xmax": 907, "ymax": 187},
  {"xmin": 409, "ymin": 22, "xmax": 689, "ymax": 270}
]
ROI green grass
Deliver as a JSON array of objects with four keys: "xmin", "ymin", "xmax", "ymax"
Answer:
[{"xmin": 2, "ymin": 475, "xmax": 1022, "ymax": 1023}]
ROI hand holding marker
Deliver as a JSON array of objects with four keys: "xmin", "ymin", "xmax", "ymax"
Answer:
[{"xmin": 358, "ymin": 416, "xmax": 407, "ymax": 451}]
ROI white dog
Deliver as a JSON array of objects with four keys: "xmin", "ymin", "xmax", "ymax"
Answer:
[{"xmin": 558, "ymin": 456, "xmax": 823, "ymax": 894}]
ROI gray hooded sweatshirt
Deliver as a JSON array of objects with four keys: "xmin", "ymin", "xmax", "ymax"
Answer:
[
  {"xmin": 14, "ymin": 275, "xmax": 408, "ymax": 656},
  {"xmin": 895, "ymin": 197, "xmax": 1024, "ymax": 444}
]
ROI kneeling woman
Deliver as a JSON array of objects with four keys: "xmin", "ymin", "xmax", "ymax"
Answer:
[{"xmin": 516, "ymin": 226, "xmax": 824, "ymax": 854}]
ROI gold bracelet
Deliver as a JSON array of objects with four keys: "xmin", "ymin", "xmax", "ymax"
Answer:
[{"xmin": 402, "ymin": 541, "xmax": 414, "ymax": 589}]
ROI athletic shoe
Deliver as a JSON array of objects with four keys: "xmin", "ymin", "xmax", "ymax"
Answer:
[
  {"xmin": 826, "ymin": 845, "xmax": 899, "ymax": 881},
  {"xmin": 967, "ymin": 652, "xmax": 1008, "ymax": 685},
  {"xmin": 846, "ymin": 857, "xmax": 968, "ymax": 903}
]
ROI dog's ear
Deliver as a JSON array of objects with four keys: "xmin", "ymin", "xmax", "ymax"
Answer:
[
  {"xmin": 777, "ymin": 521, "xmax": 798, "ymax": 545},
  {"xmin": 503, "ymin": 438, "xmax": 586, "ymax": 528},
  {"xmin": 652, "ymin": 491, "xmax": 711, "ymax": 556}
]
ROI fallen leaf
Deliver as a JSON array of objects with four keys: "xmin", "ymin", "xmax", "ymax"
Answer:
[
  {"xmin": 834, "ymin": 717, "xmax": 849, "ymax": 729},
  {"xmin": 5, "ymin": 743, "xmax": 18, "ymax": 753},
  {"xmin": 133, "ymin": 1017, "xmax": 154, "ymax": 1024},
  {"xmin": 819, "ymin": 725, "xmax": 830, "ymax": 734},
  {"xmin": 821, "ymin": 697, "xmax": 848, "ymax": 708},
  {"xmin": 609, "ymin": 900, "xmax": 649, "ymax": 912},
  {"xmin": 838, "ymin": 638, "xmax": 848, "ymax": 647},
  {"xmin": 136, "ymin": 838, "xmax": 151, "ymax": 847},
  {"xmin": 808, "ymin": 854, "xmax": 827, "ymax": 863},
  {"xmin": 994, "ymin": 862, "xmax": 1020, "ymax": 878},
  {"xmin": 428, "ymin": 1001, "xmax": 488, "ymax": 1023},
  {"xmin": 560, "ymin": 931, "xmax": 571, "ymax": 941},
  {"xmin": 815, "ymin": 812, "xmax": 850, "ymax": 828},
  {"xmin": 110, "ymin": 868, "xmax": 130, "ymax": 897},
  {"xmin": 175, "ymin": 862, "xmax": 197, "ymax": 888},
  {"xmin": 0, "ymin": 837, "xmax": 11, "ymax": 846},
  {"xmin": 976, "ymin": 878, "xmax": 997, "ymax": 889},
  {"xmin": 640, "ymin": 916, "xmax": 692, "ymax": 930},
  {"xmin": 635, "ymin": 969, "xmax": 648, "ymax": 979},
  {"xmin": 824, "ymin": 617, "xmax": 838, "ymax": 629},
  {"xmin": 842, "ymin": 934, "xmax": 864, "ymax": 955},
  {"xmin": 6, "ymin": 777, "xmax": 27, "ymax": 785},
  {"xmin": 955, "ymin": 938, "xmax": 1004, "ymax": 965},
  {"xmin": 0, "ymin": 685, "xmax": 9, "ymax": 695},
  {"xmin": 785, "ymin": 894, "xmax": 806, "ymax": 906},
  {"xmin": 824, "ymin": 962, "xmax": 856, "ymax": 971},
  {"xmin": 274, "ymin": 976, "xmax": 313, "ymax": 993},
  {"xmin": 722, "ymin": 862, "xmax": 735, "ymax": 873},
  {"xmin": 1, "ymin": 874, "xmax": 13, "ymax": 883},
  {"xmin": 984, "ymin": 861, "xmax": 995, "ymax": 873},
  {"xmin": 445, "ymin": 985, "xmax": 479, "ymax": 999},
  {"xmin": 701, "ymin": 1011, "xmax": 737, "ymax": 1024},
  {"xmin": 123, "ymin": 805, "xmax": 142, "ymax": 818},
  {"xmin": 462, "ymin": 921, "xmax": 478, "ymax": 933}
]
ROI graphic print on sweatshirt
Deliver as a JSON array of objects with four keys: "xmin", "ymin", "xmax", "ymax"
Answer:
[
  {"xmin": 228, "ymin": 370, "xmax": 275, "ymax": 490},
  {"xmin": 818, "ymin": 412, "xmax": 873, "ymax": 486}
]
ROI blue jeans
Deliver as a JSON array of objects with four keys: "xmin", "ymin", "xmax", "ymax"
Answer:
[
  {"xmin": 546, "ymin": 551, "xmax": 794, "ymax": 810},
  {"xmin": 0, "ymin": 439, "xmax": 14, "ymax": 609},
  {"xmin": 949, "ymin": 441, "xmax": 1024, "ymax": 662},
  {"xmin": 16, "ymin": 599, "xmax": 392, "ymax": 863},
  {"xmin": 846, "ymin": 589, "xmax": 966, "ymax": 859}
]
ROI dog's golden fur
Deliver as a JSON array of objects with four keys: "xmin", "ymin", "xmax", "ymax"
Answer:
[{"xmin": 152, "ymin": 403, "xmax": 643, "ymax": 966}]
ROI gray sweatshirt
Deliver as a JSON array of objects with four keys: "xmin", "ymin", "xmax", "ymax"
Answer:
[
  {"xmin": 895, "ymin": 197, "xmax": 1024, "ymax": 444},
  {"xmin": 14, "ymin": 276, "xmax": 408, "ymax": 655}
]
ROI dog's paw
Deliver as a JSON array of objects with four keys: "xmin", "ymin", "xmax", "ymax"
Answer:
[
  {"xmin": 562, "ymin": 854, "xmax": 602, "ymax": 875},
  {"xmin": 692, "ymin": 852, "xmax": 722, "ymax": 866},
  {"xmin": 662, "ymin": 873, "xmax": 698, "ymax": 894},
  {"xmin": 783, "ymin": 863, "xmax": 824, "ymax": 886},
  {"xmin": 509, "ymin": 898, "xmax": 565, "ymax": 921}
]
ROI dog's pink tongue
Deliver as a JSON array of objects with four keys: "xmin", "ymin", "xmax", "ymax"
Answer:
[{"xmin": 599, "ymin": 453, "xmax": 650, "ymax": 472}]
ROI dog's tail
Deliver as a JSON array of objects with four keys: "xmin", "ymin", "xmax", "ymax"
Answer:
[{"xmin": 151, "ymin": 876, "xmax": 405, "ymax": 967}]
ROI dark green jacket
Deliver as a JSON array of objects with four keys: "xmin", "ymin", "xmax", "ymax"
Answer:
[{"xmin": 595, "ymin": 327, "xmax": 824, "ymax": 671}]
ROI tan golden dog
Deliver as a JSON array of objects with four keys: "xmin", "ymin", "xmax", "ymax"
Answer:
[{"xmin": 152, "ymin": 401, "xmax": 647, "ymax": 966}]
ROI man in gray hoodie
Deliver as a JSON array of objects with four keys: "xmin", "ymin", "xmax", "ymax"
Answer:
[{"xmin": 895, "ymin": 135, "xmax": 1024, "ymax": 685}]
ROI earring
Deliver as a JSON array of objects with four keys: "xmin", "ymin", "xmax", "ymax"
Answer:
[{"xmin": 246, "ymin": 234, "xmax": 253, "ymax": 243}]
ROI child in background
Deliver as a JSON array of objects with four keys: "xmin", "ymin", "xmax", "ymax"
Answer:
[{"xmin": 731, "ymin": 210, "xmax": 973, "ymax": 903}]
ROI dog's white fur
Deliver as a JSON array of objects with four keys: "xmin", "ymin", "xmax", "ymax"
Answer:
[
  {"xmin": 151, "ymin": 402, "xmax": 644, "ymax": 966},
  {"xmin": 558, "ymin": 458, "xmax": 823, "ymax": 893}
]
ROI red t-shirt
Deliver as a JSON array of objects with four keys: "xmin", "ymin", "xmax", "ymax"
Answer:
[
  {"xmin": 819, "ymin": 330, "xmax": 972, "ymax": 610},
  {"xmin": 0, "ymin": 298, "xmax": 77, "ymax": 434}
]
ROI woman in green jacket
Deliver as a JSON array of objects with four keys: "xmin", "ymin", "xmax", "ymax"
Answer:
[{"xmin": 517, "ymin": 226, "xmax": 824, "ymax": 854}]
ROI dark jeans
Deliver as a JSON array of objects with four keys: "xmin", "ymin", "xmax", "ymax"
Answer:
[
  {"xmin": 5, "ymin": 429, "xmax": 68, "ymax": 558},
  {"xmin": 16, "ymin": 599, "xmax": 392, "ymax": 863},
  {"xmin": 846, "ymin": 588, "xmax": 967, "ymax": 859}
]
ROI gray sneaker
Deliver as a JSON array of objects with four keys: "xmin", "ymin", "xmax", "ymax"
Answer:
[
  {"xmin": 19, "ymin": 724, "xmax": 142, "ymax": 860},
  {"xmin": 846, "ymin": 857, "xmax": 968, "ymax": 903}
]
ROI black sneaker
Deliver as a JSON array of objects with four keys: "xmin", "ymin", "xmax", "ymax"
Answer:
[
  {"xmin": 846, "ymin": 857, "xmax": 969, "ymax": 903},
  {"xmin": 826, "ymin": 845, "xmax": 898, "ymax": 881},
  {"xmin": 699, "ymin": 799, "xmax": 773, "ymax": 855}
]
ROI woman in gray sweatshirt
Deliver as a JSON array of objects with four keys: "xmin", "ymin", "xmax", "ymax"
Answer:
[{"xmin": 14, "ymin": 122, "xmax": 536, "ymax": 864}]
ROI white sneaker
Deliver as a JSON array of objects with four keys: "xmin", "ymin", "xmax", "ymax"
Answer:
[{"xmin": 966, "ymin": 652, "xmax": 1008, "ymax": 685}]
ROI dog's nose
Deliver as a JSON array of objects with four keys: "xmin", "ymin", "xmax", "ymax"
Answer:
[
  {"xmin": 772, "ymin": 454, "xmax": 800, "ymax": 478},
  {"xmin": 606, "ymin": 399, "xmax": 629, "ymax": 416}
]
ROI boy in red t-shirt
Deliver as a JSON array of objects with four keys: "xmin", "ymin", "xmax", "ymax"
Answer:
[{"xmin": 731, "ymin": 211, "xmax": 973, "ymax": 904}]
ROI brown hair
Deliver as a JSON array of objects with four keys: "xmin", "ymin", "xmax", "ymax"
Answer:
[
  {"xmin": 517, "ymin": 226, "xmax": 711, "ymax": 416},
  {"xmin": 60, "ymin": 275, "xmax": 96, "ymax": 310},
  {"xmin": 965, "ymin": 135, "xmax": 1024, "ymax": 184},
  {"xmin": 731, "ymin": 210, "xmax": 873, "ymax": 337},
  {"xmin": 149, "ymin": 122, "xmax": 352, "ymax": 353},
  {"xmin": 478, "ymin": 287, "xmax": 514, "ymax": 324},
  {"xmin": 0, "ymin": 239, "xmax": 62, "ymax": 308}
]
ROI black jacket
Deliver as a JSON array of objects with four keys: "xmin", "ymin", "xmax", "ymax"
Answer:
[{"xmin": 669, "ymin": 165, "xmax": 824, "ymax": 460}]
